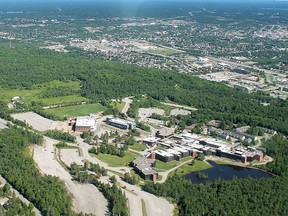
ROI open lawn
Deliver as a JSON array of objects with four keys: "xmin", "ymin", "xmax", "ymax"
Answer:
[
  {"xmin": 93, "ymin": 151, "xmax": 141, "ymax": 167},
  {"xmin": 129, "ymin": 143, "xmax": 146, "ymax": 151},
  {"xmin": 155, "ymin": 104, "xmax": 174, "ymax": 116},
  {"xmin": 38, "ymin": 95, "xmax": 88, "ymax": 106},
  {"xmin": 44, "ymin": 103, "xmax": 106, "ymax": 118},
  {"xmin": 115, "ymin": 102, "xmax": 126, "ymax": 112},
  {"xmin": 168, "ymin": 160, "xmax": 212, "ymax": 177},
  {"xmin": 0, "ymin": 80, "xmax": 88, "ymax": 106},
  {"xmin": 147, "ymin": 47, "xmax": 181, "ymax": 56},
  {"xmin": 155, "ymin": 160, "xmax": 180, "ymax": 172}
]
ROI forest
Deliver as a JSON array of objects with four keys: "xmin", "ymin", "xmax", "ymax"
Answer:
[
  {"xmin": 0, "ymin": 126, "xmax": 74, "ymax": 215},
  {"xmin": 0, "ymin": 42, "xmax": 288, "ymax": 215},
  {"xmin": 0, "ymin": 43, "xmax": 286, "ymax": 135}
]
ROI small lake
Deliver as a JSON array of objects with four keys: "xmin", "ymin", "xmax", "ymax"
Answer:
[{"xmin": 185, "ymin": 161, "xmax": 272, "ymax": 184}]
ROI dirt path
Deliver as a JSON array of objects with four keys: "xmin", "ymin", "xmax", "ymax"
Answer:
[
  {"xmin": 158, "ymin": 159, "xmax": 193, "ymax": 183},
  {"xmin": 161, "ymin": 102, "xmax": 198, "ymax": 111},
  {"xmin": 121, "ymin": 97, "xmax": 133, "ymax": 114}
]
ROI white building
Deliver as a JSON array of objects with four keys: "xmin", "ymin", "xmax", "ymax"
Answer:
[{"xmin": 75, "ymin": 116, "xmax": 96, "ymax": 132}]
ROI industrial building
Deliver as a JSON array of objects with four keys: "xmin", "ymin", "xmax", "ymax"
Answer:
[
  {"xmin": 132, "ymin": 157, "xmax": 158, "ymax": 182},
  {"xmin": 106, "ymin": 117, "xmax": 136, "ymax": 130},
  {"xmin": 74, "ymin": 116, "xmax": 96, "ymax": 132}
]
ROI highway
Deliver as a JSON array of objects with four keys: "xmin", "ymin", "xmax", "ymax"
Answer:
[{"xmin": 207, "ymin": 56, "xmax": 283, "ymax": 84}]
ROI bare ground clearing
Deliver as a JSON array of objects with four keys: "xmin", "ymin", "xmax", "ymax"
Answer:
[
  {"xmin": 138, "ymin": 108, "xmax": 165, "ymax": 121},
  {"xmin": 11, "ymin": 112, "xmax": 58, "ymax": 131}
]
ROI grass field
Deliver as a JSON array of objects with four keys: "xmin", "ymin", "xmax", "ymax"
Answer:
[
  {"xmin": 155, "ymin": 104, "xmax": 174, "ymax": 116},
  {"xmin": 147, "ymin": 47, "xmax": 181, "ymax": 56},
  {"xmin": 44, "ymin": 103, "xmax": 106, "ymax": 118},
  {"xmin": 155, "ymin": 160, "xmax": 180, "ymax": 171},
  {"xmin": 129, "ymin": 143, "xmax": 146, "ymax": 151},
  {"xmin": 168, "ymin": 160, "xmax": 212, "ymax": 177},
  {"xmin": 114, "ymin": 102, "xmax": 126, "ymax": 112},
  {"xmin": 0, "ymin": 80, "xmax": 88, "ymax": 105},
  {"xmin": 93, "ymin": 151, "xmax": 141, "ymax": 167}
]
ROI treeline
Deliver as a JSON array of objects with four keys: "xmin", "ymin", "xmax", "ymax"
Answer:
[
  {"xmin": 144, "ymin": 175, "xmax": 288, "ymax": 216},
  {"xmin": 45, "ymin": 130, "xmax": 76, "ymax": 143},
  {"xmin": 123, "ymin": 172, "xmax": 139, "ymax": 185},
  {"xmin": 39, "ymin": 86, "xmax": 78, "ymax": 98},
  {"xmin": 0, "ymin": 126, "xmax": 74, "ymax": 215},
  {"xmin": 89, "ymin": 144, "xmax": 125, "ymax": 157},
  {"xmin": 262, "ymin": 134, "xmax": 288, "ymax": 176}
]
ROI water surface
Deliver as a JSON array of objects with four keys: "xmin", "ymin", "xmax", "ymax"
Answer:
[{"xmin": 185, "ymin": 161, "xmax": 271, "ymax": 184}]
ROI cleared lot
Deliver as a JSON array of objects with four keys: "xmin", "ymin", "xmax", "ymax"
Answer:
[
  {"xmin": 170, "ymin": 108, "xmax": 191, "ymax": 116},
  {"xmin": 33, "ymin": 137, "xmax": 108, "ymax": 216},
  {"xmin": 60, "ymin": 148, "xmax": 82, "ymax": 166},
  {"xmin": 138, "ymin": 108, "xmax": 165, "ymax": 121},
  {"xmin": 11, "ymin": 112, "xmax": 58, "ymax": 131},
  {"xmin": 0, "ymin": 118, "xmax": 8, "ymax": 129}
]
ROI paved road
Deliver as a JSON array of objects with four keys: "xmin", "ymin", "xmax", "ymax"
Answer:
[
  {"xmin": 76, "ymin": 137, "xmax": 174, "ymax": 216},
  {"xmin": 0, "ymin": 175, "xmax": 42, "ymax": 216},
  {"xmin": 158, "ymin": 159, "xmax": 193, "ymax": 183},
  {"xmin": 33, "ymin": 137, "xmax": 108, "ymax": 216},
  {"xmin": 121, "ymin": 97, "xmax": 133, "ymax": 114}
]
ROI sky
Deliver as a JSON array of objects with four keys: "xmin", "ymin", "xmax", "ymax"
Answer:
[{"xmin": 0, "ymin": 0, "xmax": 281, "ymax": 2}]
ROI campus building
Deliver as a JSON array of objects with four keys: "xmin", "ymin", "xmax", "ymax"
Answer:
[
  {"xmin": 152, "ymin": 133, "xmax": 265, "ymax": 164},
  {"xmin": 74, "ymin": 116, "xmax": 96, "ymax": 132},
  {"xmin": 132, "ymin": 157, "xmax": 158, "ymax": 182},
  {"xmin": 107, "ymin": 117, "xmax": 136, "ymax": 130}
]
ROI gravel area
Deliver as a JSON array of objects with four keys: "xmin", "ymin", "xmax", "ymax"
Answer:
[
  {"xmin": 60, "ymin": 148, "xmax": 82, "ymax": 167},
  {"xmin": 11, "ymin": 112, "xmax": 58, "ymax": 131},
  {"xmin": 33, "ymin": 137, "xmax": 108, "ymax": 215},
  {"xmin": 0, "ymin": 118, "xmax": 8, "ymax": 129},
  {"xmin": 170, "ymin": 108, "xmax": 191, "ymax": 116},
  {"xmin": 138, "ymin": 108, "xmax": 165, "ymax": 121}
]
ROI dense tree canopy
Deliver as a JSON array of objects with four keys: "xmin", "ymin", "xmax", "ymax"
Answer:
[
  {"xmin": 0, "ymin": 126, "xmax": 73, "ymax": 215},
  {"xmin": 0, "ymin": 42, "xmax": 288, "ymax": 215}
]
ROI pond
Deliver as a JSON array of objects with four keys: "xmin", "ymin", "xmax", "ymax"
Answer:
[{"xmin": 185, "ymin": 161, "xmax": 272, "ymax": 184}]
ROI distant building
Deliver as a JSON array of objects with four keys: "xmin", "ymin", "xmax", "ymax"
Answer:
[
  {"xmin": 75, "ymin": 116, "xmax": 96, "ymax": 132},
  {"xmin": 132, "ymin": 157, "xmax": 158, "ymax": 182},
  {"xmin": 257, "ymin": 127, "xmax": 277, "ymax": 136},
  {"xmin": 107, "ymin": 117, "xmax": 136, "ymax": 130}
]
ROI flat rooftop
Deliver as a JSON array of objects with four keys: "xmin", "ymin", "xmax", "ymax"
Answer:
[{"xmin": 76, "ymin": 117, "xmax": 95, "ymax": 127}]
